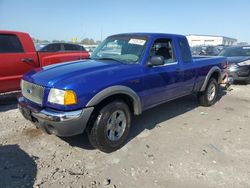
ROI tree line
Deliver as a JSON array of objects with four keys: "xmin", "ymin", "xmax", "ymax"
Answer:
[{"xmin": 32, "ymin": 38, "xmax": 101, "ymax": 45}]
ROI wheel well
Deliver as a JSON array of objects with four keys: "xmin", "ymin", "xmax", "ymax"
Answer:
[
  {"xmin": 94, "ymin": 94, "xmax": 135, "ymax": 115},
  {"xmin": 86, "ymin": 94, "xmax": 135, "ymax": 132},
  {"xmin": 210, "ymin": 71, "xmax": 220, "ymax": 83}
]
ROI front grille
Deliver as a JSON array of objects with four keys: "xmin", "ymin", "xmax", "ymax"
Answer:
[{"xmin": 21, "ymin": 80, "xmax": 44, "ymax": 105}]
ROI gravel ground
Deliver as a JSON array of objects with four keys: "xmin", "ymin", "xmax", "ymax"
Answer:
[{"xmin": 0, "ymin": 85, "xmax": 250, "ymax": 188}]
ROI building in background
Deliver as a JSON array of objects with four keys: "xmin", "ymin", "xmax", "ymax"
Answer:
[
  {"xmin": 237, "ymin": 42, "xmax": 248, "ymax": 46},
  {"xmin": 186, "ymin": 34, "xmax": 237, "ymax": 47}
]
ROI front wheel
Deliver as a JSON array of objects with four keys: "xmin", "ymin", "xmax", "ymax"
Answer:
[
  {"xmin": 198, "ymin": 78, "xmax": 219, "ymax": 107},
  {"xmin": 87, "ymin": 100, "xmax": 131, "ymax": 153}
]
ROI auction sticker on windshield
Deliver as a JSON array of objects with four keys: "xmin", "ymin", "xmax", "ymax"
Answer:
[{"xmin": 128, "ymin": 38, "xmax": 146, "ymax": 46}]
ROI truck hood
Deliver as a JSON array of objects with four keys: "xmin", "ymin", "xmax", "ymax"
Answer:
[{"xmin": 23, "ymin": 59, "xmax": 140, "ymax": 88}]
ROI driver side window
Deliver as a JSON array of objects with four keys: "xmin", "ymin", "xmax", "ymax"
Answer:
[{"xmin": 150, "ymin": 38, "xmax": 176, "ymax": 64}]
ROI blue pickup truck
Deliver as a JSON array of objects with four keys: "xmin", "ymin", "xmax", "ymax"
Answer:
[{"xmin": 18, "ymin": 33, "xmax": 228, "ymax": 152}]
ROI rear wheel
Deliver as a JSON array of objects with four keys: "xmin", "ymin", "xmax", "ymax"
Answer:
[
  {"xmin": 87, "ymin": 100, "xmax": 131, "ymax": 153},
  {"xmin": 198, "ymin": 78, "xmax": 219, "ymax": 107},
  {"xmin": 245, "ymin": 75, "xmax": 250, "ymax": 84}
]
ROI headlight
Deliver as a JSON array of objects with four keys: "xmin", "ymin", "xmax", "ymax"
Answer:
[
  {"xmin": 228, "ymin": 64, "xmax": 238, "ymax": 72},
  {"xmin": 48, "ymin": 88, "xmax": 77, "ymax": 105},
  {"xmin": 238, "ymin": 60, "xmax": 250, "ymax": 66},
  {"xmin": 229, "ymin": 64, "xmax": 238, "ymax": 68}
]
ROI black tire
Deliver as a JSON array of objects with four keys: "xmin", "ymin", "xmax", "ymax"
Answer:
[
  {"xmin": 87, "ymin": 100, "xmax": 131, "ymax": 153},
  {"xmin": 198, "ymin": 78, "xmax": 219, "ymax": 107}
]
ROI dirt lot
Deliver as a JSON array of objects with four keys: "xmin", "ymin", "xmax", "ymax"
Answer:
[{"xmin": 0, "ymin": 85, "xmax": 250, "ymax": 188}]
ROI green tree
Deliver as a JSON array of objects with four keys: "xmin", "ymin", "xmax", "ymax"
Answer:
[
  {"xmin": 80, "ymin": 38, "xmax": 100, "ymax": 45},
  {"xmin": 95, "ymin": 40, "xmax": 102, "ymax": 44}
]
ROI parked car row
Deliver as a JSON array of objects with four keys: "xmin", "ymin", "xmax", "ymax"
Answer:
[
  {"xmin": 219, "ymin": 46, "xmax": 250, "ymax": 84},
  {"xmin": 191, "ymin": 44, "xmax": 250, "ymax": 84},
  {"xmin": 191, "ymin": 45, "xmax": 221, "ymax": 56},
  {"xmin": 0, "ymin": 30, "xmax": 248, "ymax": 153}
]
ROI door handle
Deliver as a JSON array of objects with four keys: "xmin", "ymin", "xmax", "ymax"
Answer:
[{"xmin": 21, "ymin": 58, "xmax": 34, "ymax": 63}]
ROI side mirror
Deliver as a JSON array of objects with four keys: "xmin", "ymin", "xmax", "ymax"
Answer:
[{"xmin": 148, "ymin": 55, "xmax": 165, "ymax": 67}]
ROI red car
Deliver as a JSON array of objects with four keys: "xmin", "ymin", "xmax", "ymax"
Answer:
[{"xmin": 0, "ymin": 30, "xmax": 89, "ymax": 93}]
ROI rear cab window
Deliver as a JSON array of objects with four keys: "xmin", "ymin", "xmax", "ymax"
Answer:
[
  {"xmin": 40, "ymin": 44, "xmax": 61, "ymax": 52},
  {"xmin": 64, "ymin": 44, "xmax": 83, "ymax": 51},
  {"xmin": 0, "ymin": 34, "xmax": 24, "ymax": 53},
  {"xmin": 178, "ymin": 37, "xmax": 192, "ymax": 63},
  {"xmin": 150, "ymin": 38, "xmax": 176, "ymax": 64}
]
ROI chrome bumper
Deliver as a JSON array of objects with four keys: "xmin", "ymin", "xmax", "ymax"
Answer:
[
  {"xmin": 18, "ymin": 96, "xmax": 94, "ymax": 137},
  {"xmin": 33, "ymin": 108, "xmax": 83, "ymax": 122}
]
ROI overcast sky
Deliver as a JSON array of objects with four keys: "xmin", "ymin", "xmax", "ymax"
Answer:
[{"xmin": 0, "ymin": 0, "xmax": 249, "ymax": 43}]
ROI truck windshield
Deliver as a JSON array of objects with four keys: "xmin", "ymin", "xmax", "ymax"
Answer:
[{"xmin": 90, "ymin": 36, "xmax": 147, "ymax": 64}]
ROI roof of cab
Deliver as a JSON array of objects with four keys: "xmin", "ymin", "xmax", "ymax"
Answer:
[
  {"xmin": 109, "ymin": 32, "xmax": 186, "ymax": 39},
  {"xmin": 0, "ymin": 30, "xmax": 29, "ymax": 35}
]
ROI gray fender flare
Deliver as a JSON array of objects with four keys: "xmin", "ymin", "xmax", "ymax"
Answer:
[
  {"xmin": 86, "ymin": 85, "xmax": 142, "ymax": 115},
  {"xmin": 200, "ymin": 66, "xmax": 222, "ymax": 92}
]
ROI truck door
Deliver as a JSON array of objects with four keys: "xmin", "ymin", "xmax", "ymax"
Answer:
[
  {"xmin": 0, "ymin": 34, "xmax": 38, "ymax": 93},
  {"xmin": 177, "ymin": 37, "xmax": 197, "ymax": 95},
  {"xmin": 142, "ymin": 38, "xmax": 184, "ymax": 108}
]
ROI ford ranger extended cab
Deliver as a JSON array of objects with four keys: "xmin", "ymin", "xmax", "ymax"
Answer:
[
  {"xmin": 18, "ymin": 33, "xmax": 228, "ymax": 152},
  {"xmin": 0, "ymin": 30, "xmax": 89, "ymax": 93}
]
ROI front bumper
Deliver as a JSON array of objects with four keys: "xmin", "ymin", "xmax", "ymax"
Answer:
[
  {"xmin": 18, "ymin": 96, "xmax": 94, "ymax": 137},
  {"xmin": 220, "ymin": 72, "xmax": 233, "ymax": 85},
  {"xmin": 228, "ymin": 65, "xmax": 250, "ymax": 82}
]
